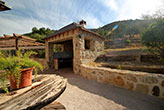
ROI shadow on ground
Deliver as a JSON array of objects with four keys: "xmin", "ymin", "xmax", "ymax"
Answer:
[{"xmin": 41, "ymin": 68, "xmax": 164, "ymax": 110}]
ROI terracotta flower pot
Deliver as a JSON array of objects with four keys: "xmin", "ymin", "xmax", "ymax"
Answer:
[{"xmin": 9, "ymin": 67, "xmax": 34, "ymax": 90}]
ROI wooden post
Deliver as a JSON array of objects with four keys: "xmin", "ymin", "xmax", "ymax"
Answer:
[
  {"xmin": 54, "ymin": 59, "xmax": 59, "ymax": 70},
  {"xmin": 15, "ymin": 39, "xmax": 18, "ymax": 50},
  {"xmin": 15, "ymin": 39, "xmax": 19, "ymax": 55}
]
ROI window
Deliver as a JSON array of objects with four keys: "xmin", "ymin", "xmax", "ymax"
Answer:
[{"xmin": 85, "ymin": 39, "xmax": 91, "ymax": 50}]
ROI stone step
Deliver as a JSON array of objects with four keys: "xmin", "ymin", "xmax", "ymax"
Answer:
[{"xmin": 41, "ymin": 102, "xmax": 66, "ymax": 110}]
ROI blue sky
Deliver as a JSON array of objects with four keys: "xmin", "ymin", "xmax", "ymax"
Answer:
[{"xmin": 0, "ymin": 0, "xmax": 162, "ymax": 36}]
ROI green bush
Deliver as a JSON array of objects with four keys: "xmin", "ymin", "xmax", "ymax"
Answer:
[
  {"xmin": 125, "ymin": 39, "xmax": 131, "ymax": 43},
  {"xmin": 0, "ymin": 50, "xmax": 43, "ymax": 93},
  {"xmin": 141, "ymin": 18, "xmax": 164, "ymax": 62}
]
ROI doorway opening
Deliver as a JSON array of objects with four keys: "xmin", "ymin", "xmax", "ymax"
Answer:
[{"xmin": 53, "ymin": 40, "xmax": 73, "ymax": 70}]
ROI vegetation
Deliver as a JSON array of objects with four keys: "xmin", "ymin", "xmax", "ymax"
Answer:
[
  {"xmin": 95, "ymin": 19, "xmax": 156, "ymax": 39},
  {"xmin": 88, "ymin": 62, "xmax": 102, "ymax": 67},
  {"xmin": 117, "ymin": 65, "xmax": 121, "ymax": 69},
  {"xmin": 125, "ymin": 39, "xmax": 131, "ymax": 44},
  {"xmin": 23, "ymin": 27, "xmax": 54, "ymax": 58},
  {"xmin": 141, "ymin": 18, "xmax": 164, "ymax": 62},
  {"xmin": 24, "ymin": 27, "xmax": 54, "ymax": 43},
  {"xmin": 0, "ymin": 50, "xmax": 43, "ymax": 93},
  {"xmin": 97, "ymin": 28, "xmax": 108, "ymax": 37}
]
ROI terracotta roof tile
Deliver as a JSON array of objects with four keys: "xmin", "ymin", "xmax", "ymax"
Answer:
[
  {"xmin": 45, "ymin": 22, "xmax": 81, "ymax": 39},
  {"xmin": 45, "ymin": 22, "xmax": 105, "ymax": 40}
]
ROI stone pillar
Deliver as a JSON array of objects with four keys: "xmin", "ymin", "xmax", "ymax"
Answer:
[
  {"xmin": 73, "ymin": 34, "xmax": 84, "ymax": 74},
  {"xmin": 45, "ymin": 41, "xmax": 54, "ymax": 69},
  {"xmin": 45, "ymin": 41, "xmax": 49, "ymax": 63}
]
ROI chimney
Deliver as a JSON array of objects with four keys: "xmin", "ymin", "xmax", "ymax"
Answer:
[{"xmin": 79, "ymin": 20, "xmax": 86, "ymax": 28}]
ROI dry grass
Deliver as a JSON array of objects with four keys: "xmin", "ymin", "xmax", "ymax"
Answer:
[
  {"xmin": 104, "ymin": 47, "xmax": 146, "ymax": 52},
  {"xmin": 88, "ymin": 62, "xmax": 102, "ymax": 67}
]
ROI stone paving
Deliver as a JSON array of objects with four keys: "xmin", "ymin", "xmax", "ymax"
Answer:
[{"xmin": 52, "ymin": 68, "xmax": 164, "ymax": 110}]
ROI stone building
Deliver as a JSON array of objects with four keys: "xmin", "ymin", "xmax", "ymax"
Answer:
[{"xmin": 44, "ymin": 20, "xmax": 105, "ymax": 74}]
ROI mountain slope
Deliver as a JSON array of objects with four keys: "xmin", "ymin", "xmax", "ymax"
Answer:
[{"xmin": 93, "ymin": 19, "xmax": 156, "ymax": 39}]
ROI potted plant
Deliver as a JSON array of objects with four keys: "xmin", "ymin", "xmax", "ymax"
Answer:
[{"xmin": 0, "ymin": 50, "xmax": 43, "ymax": 94}]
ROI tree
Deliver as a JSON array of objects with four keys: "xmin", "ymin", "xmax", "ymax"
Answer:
[
  {"xmin": 97, "ymin": 28, "xmax": 107, "ymax": 37},
  {"xmin": 141, "ymin": 18, "xmax": 164, "ymax": 62},
  {"xmin": 32, "ymin": 27, "xmax": 38, "ymax": 33},
  {"xmin": 24, "ymin": 27, "xmax": 54, "ymax": 43},
  {"xmin": 30, "ymin": 33, "xmax": 46, "ymax": 42},
  {"xmin": 39, "ymin": 27, "xmax": 46, "ymax": 35}
]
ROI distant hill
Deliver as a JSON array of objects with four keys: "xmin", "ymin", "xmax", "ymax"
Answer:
[
  {"xmin": 90, "ymin": 19, "xmax": 156, "ymax": 49},
  {"xmin": 92, "ymin": 19, "xmax": 156, "ymax": 39}
]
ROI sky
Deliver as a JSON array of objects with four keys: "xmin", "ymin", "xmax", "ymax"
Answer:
[{"xmin": 0, "ymin": 0, "xmax": 163, "ymax": 36}]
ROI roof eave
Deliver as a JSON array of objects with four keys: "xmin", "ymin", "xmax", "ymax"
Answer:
[
  {"xmin": 0, "ymin": 3, "xmax": 11, "ymax": 11},
  {"xmin": 80, "ymin": 27, "xmax": 105, "ymax": 40}
]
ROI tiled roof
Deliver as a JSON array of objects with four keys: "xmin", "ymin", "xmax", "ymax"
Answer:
[
  {"xmin": 45, "ymin": 22, "xmax": 81, "ymax": 39},
  {"xmin": 45, "ymin": 22, "xmax": 105, "ymax": 40},
  {"xmin": 0, "ymin": 0, "xmax": 11, "ymax": 11}
]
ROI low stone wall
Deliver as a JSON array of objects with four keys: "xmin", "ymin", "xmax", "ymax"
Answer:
[
  {"xmin": 80, "ymin": 65, "xmax": 164, "ymax": 98},
  {"xmin": 32, "ymin": 58, "xmax": 48, "ymax": 69}
]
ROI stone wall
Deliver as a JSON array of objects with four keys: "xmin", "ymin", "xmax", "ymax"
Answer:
[
  {"xmin": 105, "ymin": 34, "xmax": 142, "ymax": 49},
  {"xmin": 32, "ymin": 58, "xmax": 48, "ymax": 69},
  {"xmin": 73, "ymin": 35, "xmax": 82, "ymax": 74},
  {"xmin": 81, "ymin": 39, "xmax": 104, "ymax": 64},
  {"xmin": 80, "ymin": 64, "xmax": 164, "ymax": 98},
  {"xmin": 73, "ymin": 31, "xmax": 104, "ymax": 74}
]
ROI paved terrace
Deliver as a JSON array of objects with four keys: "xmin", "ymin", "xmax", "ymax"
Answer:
[{"xmin": 43, "ymin": 68, "xmax": 164, "ymax": 110}]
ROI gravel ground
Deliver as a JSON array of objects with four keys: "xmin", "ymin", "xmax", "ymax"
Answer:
[{"xmin": 50, "ymin": 68, "xmax": 164, "ymax": 110}]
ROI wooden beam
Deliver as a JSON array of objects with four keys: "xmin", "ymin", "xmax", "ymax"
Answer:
[{"xmin": 0, "ymin": 46, "xmax": 45, "ymax": 50}]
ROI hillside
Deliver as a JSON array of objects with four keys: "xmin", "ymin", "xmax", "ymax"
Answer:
[
  {"xmin": 93, "ymin": 19, "xmax": 156, "ymax": 39},
  {"xmin": 91, "ymin": 19, "xmax": 156, "ymax": 49},
  {"xmin": 93, "ymin": 19, "xmax": 164, "ymax": 73}
]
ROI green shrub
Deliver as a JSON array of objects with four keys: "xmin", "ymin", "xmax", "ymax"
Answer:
[
  {"xmin": 0, "ymin": 50, "xmax": 43, "ymax": 93},
  {"xmin": 125, "ymin": 39, "xmax": 131, "ymax": 43},
  {"xmin": 141, "ymin": 18, "xmax": 164, "ymax": 62},
  {"xmin": 117, "ymin": 65, "xmax": 121, "ymax": 69}
]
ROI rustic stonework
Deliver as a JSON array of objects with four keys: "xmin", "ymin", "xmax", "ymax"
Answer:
[
  {"xmin": 136, "ymin": 84, "xmax": 149, "ymax": 94},
  {"xmin": 124, "ymin": 75, "xmax": 137, "ymax": 82},
  {"xmin": 32, "ymin": 58, "xmax": 48, "ymax": 69},
  {"xmin": 161, "ymin": 80, "xmax": 164, "ymax": 87},
  {"xmin": 80, "ymin": 65, "xmax": 164, "ymax": 98},
  {"xmin": 126, "ymin": 81, "xmax": 134, "ymax": 90},
  {"xmin": 139, "ymin": 76, "xmax": 158, "ymax": 84},
  {"xmin": 103, "ymin": 72, "xmax": 115, "ymax": 84},
  {"xmin": 113, "ymin": 76, "xmax": 125, "ymax": 87}
]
